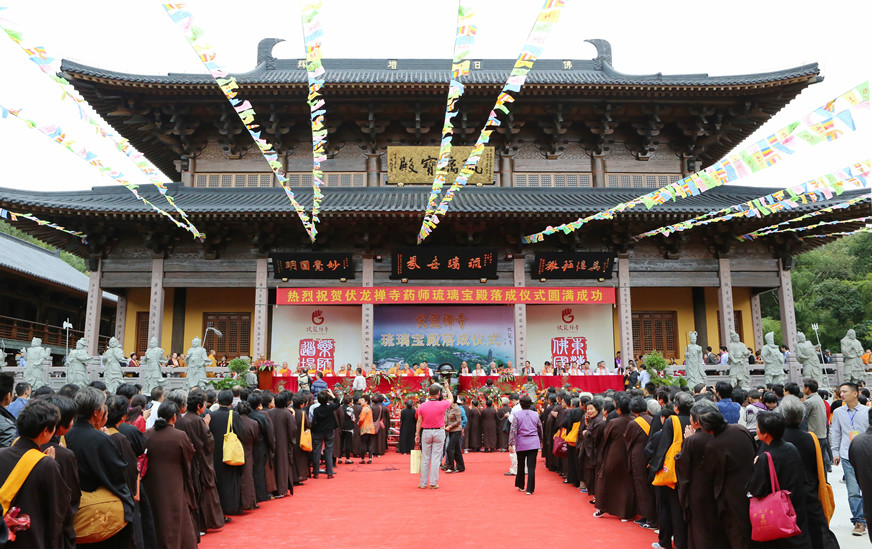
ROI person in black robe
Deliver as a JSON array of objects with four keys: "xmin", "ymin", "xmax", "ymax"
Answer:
[
  {"xmin": 66, "ymin": 387, "xmax": 135, "ymax": 549},
  {"xmin": 541, "ymin": 393, "xmax": 558, "ymax": 469},
  {"xmin": 105, "ymin": 395, "xmax": 150, "ymax": 549},
  {"xmin": 291, "ymin": 395, "xmax": 310, "ymax": 483},
  {"xmin": 236, "ymin": 402, "xmax": 259, "ymax": 510},
  {"xmin": 594, "ymin": 395, "xmax": 636, "ymax": 519},
  {"xmin": 40, "ymin": 394, "xmax": 81, "ymax": 549},
  {"xmin": 179, "ymin": 391, "xmax": 225, "ymax": 532},
  {"xmin": 497, "ymin": 400, "xmax": 511, "ymax": 450},
  {"xmin": 351, "ymin": 401, "xmax": 363, "ymax": 457},
  {"xmin": 371, "ymin": 394, "xmax": 387, "ymax": 456},
  {"xmin": 208, "ymin": 390, "xmax": 244, "ymax": 515},
  {"xmin": 480, "ymin": 399, "xmax": 499, "ymax": 452},
  {"xmin": 747, "ymin": 411, "xmax": 812, "ymax": 549},
  {"xmin": 562, "ymin": 397, "xmax": 585, "ymax": 487},
  {"xmin": 338, "ymin": 396, "xmax": 355, "ymax": 462},
  {"xmin": 260, "ymin": 392, "xmax": 278, "ymax": 495},
  {"xmin": 676, "ymin": 400, "xmax": 717, "ymax": 548},
  {"xmin": 625, "ymin": 397, "xmax": 656, "ymax": 527},
  {"xmin": 649, "ymin": 392, "xmax": 693, "ymax": 549},
  {"xmin": 397, "ymin": 400, "xmax": 416, "ymax": 454},
  {"xmin": 849, "ymin": 407, "xmax": 872, "ymax": 544},
  {"xmin": 468, "ymin": 400, "xmax": 482, "ymax": 452},
  {"xmin": 552, "ymin": 394, "xmax": 568, "ymax": 475},
  {"xmin": 581, "ymin": 398, "xmax": 605, "ymax": 497},
  {"xmin": 780, "ymin": 396, "xmax": 840, "ymax": 549},
  {"xmin": 267, "ymin": 391, "xmax": 297, "ymax": 497},
  {"xmin": 0, "ymin": 399, "xmax": 72, "ymax": 549},
  {"xmin": 247, "ymin": 393, "xmax": 275, "ymax": 502}
]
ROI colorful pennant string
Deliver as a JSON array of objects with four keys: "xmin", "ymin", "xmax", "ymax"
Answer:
[
  {"xmin": 419, "ymin": 0, "xmax": 566, "ymax": 243},
  {"xmin": 738, "ymin": 193, "xmax": 871, "ymax": 241},
  {"xmin": 756, "ymin": 215, "xmax": 871, "ymax": 236},
  {"xmin": 0, "ymin": 8, "xmax": 201, "ymax": 240},
  {"xmin": 301, "ymin": 2, "xmax": 327, "ymax": 226},
  {"xmin": 0, "ymin": 104, "xmax": 197, "ymax": 236},
  {"xmin": 0, "ymin": 208, "xmax": 87, "ymax": 243},
  {"xmin": 164, "ymin": 4, "xmax": 317, "ymax": 241},
  {"xmin": 422, "ymin": 1, "xmax": 477, "ymax": 223},
  {"xmin": 800, "ymin": 227, "xmax": 872, "ymax": 239},
  {"xmin": 522, "ymin": 80, "xmax": 870, "ymax": 244},
  {"xmin": 632, "ymin": 160, "xmax": 871, "ymax": 240}
]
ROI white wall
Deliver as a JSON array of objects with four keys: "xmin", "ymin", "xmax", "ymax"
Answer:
[
  {"xmin": 270, "ymin": 306, "xmax": 362, "ymax": 368},
  {"xmin": 526, "ymin": 304, "xmax": 615, "ymax": 369}
]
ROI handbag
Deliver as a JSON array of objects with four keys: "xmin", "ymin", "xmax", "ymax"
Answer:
[
  {"xmin": 749, "ymin": 452, "xmax": 801, "ymax": 542},
  {"xmin": 372, "ymin": 408, "xmax": 382, "ymax": 435},
  {"xmin": 223, "ymin": 410, "xmax": 245, "ymax": 466},
  {"xmin": 410, "ymin": 447, "xmax": 422, "ymax": 474},
  {"xmin": 652, "ymin": 415, "xmax": 682, "ymax": 488},
  {"xmin": 299, "ymin": 410, "xmax": 313, "ymax": 452},
  {"xmin": 564, "ymin": 421, "xmax": 581, "ymax": 446},
  {"xmin": 809, "ymin": 432, "xmax": 835, "ymax": 523},
  {"xmin": 553, "ymin": 428, "xmax": 568, "ymax": 458},
  {"xmin": 74, "ymin": 486, "xmax": 127, "ymax": 543},
  {"xmin": 0, "ymin": 448, "xmax": 45, "ymax": 542}
]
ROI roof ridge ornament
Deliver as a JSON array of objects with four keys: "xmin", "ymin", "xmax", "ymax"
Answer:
[
  {"xmin": 584, "ymin": 38, "xmax": 612, "ymax": 69},
  {"xmin": 257, "ymin": 38, "xmax": 285, "ymax": 69}
]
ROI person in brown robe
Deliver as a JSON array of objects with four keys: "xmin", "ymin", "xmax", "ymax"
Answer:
[
  {"xmin": 291, "ymin": 395, "xmax": 310, "ymax": 483},
  {"xmin": 468, "ymin": 401, "xmax": 482, "ymax": 452},
  {"xmin": 594, "ymin": 395, "xmax": 636, "ymax": 519},
  {"xmin": 0, "ymin": 399, "xmax": 72, "ymax": 549},
  {"xmin": 144, "ymin": 401, "xmax": 198, "ymax": 549},
  {"xmin": 178, "ymin": 391, "xmax": 225, "ymax": 532},
  {"xmin": 541, "ymin": 393, "xmax": 557, "ymax": 468},
  {"xmin": 480, "ymin": 399, "xmax": 499, "ymax": 452},
  {"xmin": 267, "ymin": 391, "xmax": 296, "ymax": 497},
  {"xmin": 698, "ymin": 401, "xmax": 756, "ymax": 549},
  {"xmin": 677, "ymin": 400, "xmax": 719, "ymax": 549},
  {"xmin": 625, "ymin": 397, "xmax": 656, "ymax": 527},
  {"xmin": 552, "ymin": 394, "xmax": 568, "ymax": 475},
  {"xmin": 497, "ymin": 400, "xmax": 511, "ymax": 450},
  {"xmin": 332, "ymin": 403, "xmax": 344, "ymax": 465},
  {"xmin": 236, "ymin": 402, "xmax": 259, "ymax": 511},
  {"xmin": 40, "ymin": 394, "xmax": 81, "ymax": 549},
  {"xmin": 372, "ymin": 394, "xmax": 387, "ymax": 456},
  {"xmin": 260, "ymin": 392, "xmax": 278, "ymax": 495},
  {"xmin": 581, "ymin": 398, "xmax": 605, "ymax": 497}
]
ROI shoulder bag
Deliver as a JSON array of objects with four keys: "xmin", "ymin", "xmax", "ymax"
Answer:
[
  {"xmin": 564, "ymin": 421, "xmax": 581, "ymax": 446},
  {"xmin": 652, "ymin": 415, "xmax": 681, "ymax": 488},
  {"xmin": 223, "ymin": 411, "xmax": 245, "ymax": 466},
  {"xmin": 808, "ymin": 432, "xmax": 835, "ymax": 523},
  {"xmin": 749, "ymin": 452, "xmax": 801, "ymax": 541},
  {"xmin": 552, "ymin": 428, "xmax": 568, "ymax": 458},
  {"xmin": 299, "ymin": 410, "xmax": 313, "ymax": 452}
]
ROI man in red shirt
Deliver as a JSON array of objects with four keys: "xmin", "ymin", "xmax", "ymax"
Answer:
[{"xmin": 415, "ymin": 381, "xmax": 454, "ymax": 489}]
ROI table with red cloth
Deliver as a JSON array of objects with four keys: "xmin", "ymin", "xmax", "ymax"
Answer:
[
  {"xmin": 457, "ymin": 374, "xmax": 623, "ymax": 393},
  {"xmin": 268, "ymin": 374, "xmax": 432, "ymax": 394}
]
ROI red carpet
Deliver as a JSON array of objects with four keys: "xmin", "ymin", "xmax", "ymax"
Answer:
[{"xmin": 199, "ymin": 451, "xmax": 658, "ymax": 548}]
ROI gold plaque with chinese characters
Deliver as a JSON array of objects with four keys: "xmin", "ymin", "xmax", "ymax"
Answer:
[{"xmin": 386, "ymin": 146, "xmax": 495, "ymax": 185}]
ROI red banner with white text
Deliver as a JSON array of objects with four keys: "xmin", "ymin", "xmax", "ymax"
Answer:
[{"xmin": 276, "ymin": 286, "xmax": 615, "ymax": 305}]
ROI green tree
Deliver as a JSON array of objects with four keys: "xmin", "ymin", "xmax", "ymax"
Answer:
[{"xmin": 0, "ymin": 220, "xmax": 87, "ymax": 273}]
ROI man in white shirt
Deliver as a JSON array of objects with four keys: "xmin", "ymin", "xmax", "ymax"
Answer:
[
  {"xmin": 638, "ymin": 362, "xmax": 651, "ymax": 387},
  {"xmin": 719, "ymin": 346, "xmax": 730, "ymax": 366},
  {"xmin": 505, "ymin": 393, "xmax": 522, "ymax": 476},
  {"xmin": 352, "ymin": 367, "xmax": 367, "ymax": 393},
  {"xmin": 145, "ymin": 386, "xmax": 165, "ymax": 430},
  {"xmin": 593, "ymin": 361, "xmax": 610, "ymax": 375}
]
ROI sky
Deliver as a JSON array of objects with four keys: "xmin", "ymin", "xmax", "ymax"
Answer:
[{"xmin": 0, "ymin": 0, "xmax": 870, "ymax": 195}]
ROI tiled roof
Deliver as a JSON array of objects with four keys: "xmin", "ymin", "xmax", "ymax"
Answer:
[
  {"xmin": 0, "ymin": 233, "xmax": 116, "ymax": 301},
  {"xmin": 60, "ymin": 58, "xmax": 820, "ymax": 89},
  {"xmin": 0, "ymin": 184, "xmax": 865, "ymax": 217}
]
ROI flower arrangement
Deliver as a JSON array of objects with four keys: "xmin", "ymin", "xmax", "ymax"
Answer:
[{"xmin": 256, "ymin": 360, "xmax": 277, "ymax": 372}]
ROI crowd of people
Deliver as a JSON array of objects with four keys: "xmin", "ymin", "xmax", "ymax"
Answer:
[
  {"xmin": 510, "ymin": 378, "xmax": 872, "ymax": 548},
  {"xmin": 0, "ymin": 372, "xmax": 398, "ymax": 549}
]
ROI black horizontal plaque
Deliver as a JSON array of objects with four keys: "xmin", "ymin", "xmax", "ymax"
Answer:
[
  {"xmin": 271, "ymin": 253, "xmax": 355, "ymax": 279},
  {"xmin": 391, "ymin": 248, "xmax": 498, "ymax": 280},
  {"xmin": 533, "ymin": 252, "xmax": 614, "ymax": 279}
]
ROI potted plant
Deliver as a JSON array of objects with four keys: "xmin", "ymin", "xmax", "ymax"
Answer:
[
  {"xmin": 256, "ymin": 359, "xmax": 278, "ymax": 390},
  {"xmin": 644, "ymin": 350, "xmax": 687, "ymax": 388}
]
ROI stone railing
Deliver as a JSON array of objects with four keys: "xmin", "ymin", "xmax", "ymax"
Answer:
[{"xmin": 2, "ymin": 358, "xmax": 233, "ymax": 391}]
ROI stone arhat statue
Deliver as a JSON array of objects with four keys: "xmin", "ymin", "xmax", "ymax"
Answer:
[
  {"xmin": 65, "ymin": 338, "xmax": 91, "ymax": 387},
  {"xmin": 727, "ymin": 331, "xmax": 751, "ymax": 389},
  {"xmin": 794, "ymin": 332, "xmax": 824, "ymax": 387},
  {"xmin": 101, "ymin": 337, "xmax": 126, "ymax": 393},
  {"xmin": 185, "ymin": 336, "xmax": 208, "ymax": 390},
  {"xmin": 841, "ymin": 328, "xmax": 866, "ymax": 384},
  {"xmin": 761, "ymin": 331, "xmax": 787, "ymax": 385},
  {"xmin": 143, "ymin": 337, "xmax": 167, "ymax": 393},
  {"xmin": 684, "ymin": 331, "xmax": 705, "ymax": 388},
  {"xmin": 24, "ymin": 337, "xmax": 51, "ymax": 390}
]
